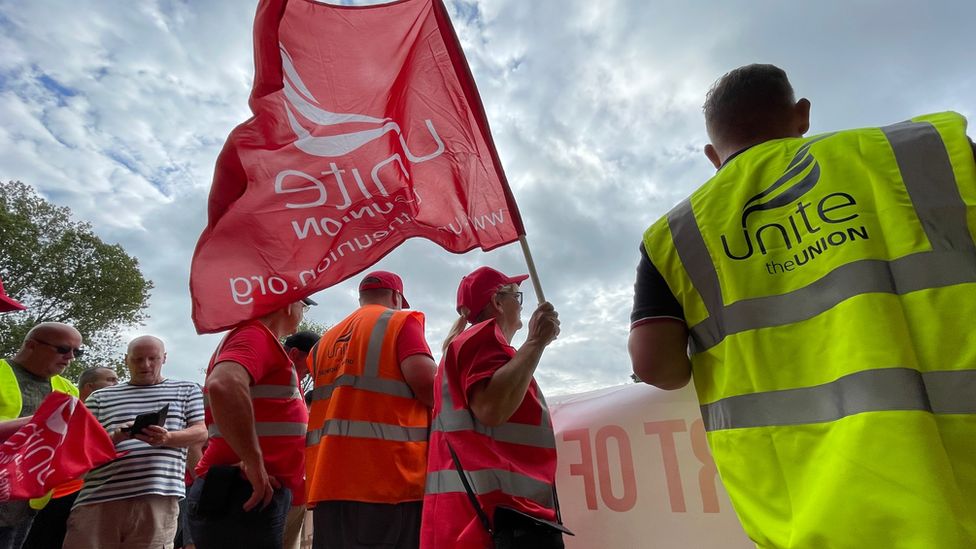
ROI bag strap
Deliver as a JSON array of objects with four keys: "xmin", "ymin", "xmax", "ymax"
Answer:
[
  {"xmin": 553, "ymin": 484, "xmax": 563, "ymax": 525},
  {"xmin": 446, "ymin": 440, "xmax": 493, "ymax": 536}
]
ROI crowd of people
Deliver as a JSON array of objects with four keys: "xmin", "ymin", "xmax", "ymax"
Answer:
[
  {"xmin": 0, "ymin": 264, "xmax": 563, "ymax": 549},
  {"xmin": 0, "ymin": 63, "xmax": 973, "ymax": 549}
]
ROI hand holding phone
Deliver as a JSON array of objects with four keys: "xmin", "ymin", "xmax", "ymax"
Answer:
[{"xmin": 127, "ymin": 403, "xmax": 170, "ymax": 436}]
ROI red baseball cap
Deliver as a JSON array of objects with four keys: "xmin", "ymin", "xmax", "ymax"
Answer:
[
  {"xmin": 456, "ymin": 267, "xmax": 529, "ymax": 323},
  {"xmin": 359, "ymin": 271, "xmax": 410, "ymax": 308},
  {"xmin": 0, "ymin": 277, "xmax": 26, "ymax": 313}
]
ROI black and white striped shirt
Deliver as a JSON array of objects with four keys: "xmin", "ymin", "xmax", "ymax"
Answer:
[{"xmin": 74, "ymin": 379, "xmax": 204, "ymax": 507}]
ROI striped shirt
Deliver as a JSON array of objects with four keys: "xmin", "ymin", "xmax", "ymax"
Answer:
[{"xmin": 74, "ymin": 379, "xmax": 204, "ymax": 507}]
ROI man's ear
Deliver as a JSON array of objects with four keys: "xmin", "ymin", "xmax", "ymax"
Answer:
[
  {"xmin": 704, "ymin": 143, "xmax": 722, "ymax": 170},
  {"xmin": 286, "ymin": 347, "xmax": 300, "ymax": 364},
  {"xmin": 486, "ymin": 294, "xmax": 503, "ymax": 316},
  {"xmin": 794, "ymin": 98, "xmax": 811, "ymax": 136}
]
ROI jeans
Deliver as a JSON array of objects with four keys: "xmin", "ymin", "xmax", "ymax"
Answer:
[{"xmin": 186, "ymin": 472, "xmax": 292, "ymax": 549}]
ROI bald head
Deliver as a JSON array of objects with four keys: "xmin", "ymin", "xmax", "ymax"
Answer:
[
  {"xmin": 127, "ymin": 335, "xmax": 165, "ymax": 354},
  {"xmin": 125, "ymin": 335, "xmax": 167, "ymax": 386},
  {"xmin": 14, "ymin": 322, "xmax": 83, "ymax": 379}
]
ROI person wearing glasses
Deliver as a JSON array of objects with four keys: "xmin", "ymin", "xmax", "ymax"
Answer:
[
  {"xmin": 421, "ymin": 267, "xmax": 566, "ymax": 549},
  {"xmin": 0, "ymin": 322, "xmax": 82, "ymax": 549},
  {"xmin": 305, "ymin": 271, "xmax": 436, "ymax": 549},
  {"xmin": 22, "ymin": 366, "xmax": 119, "ymax": 549}
]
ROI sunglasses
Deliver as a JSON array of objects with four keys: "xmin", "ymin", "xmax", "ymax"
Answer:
[
  {"xmin": 497, "ymin": 291, "xmax": 523, "ymax": 305},
  {"xmin": 32, "ymin": 339, "xmax": 85, "ymax": 358}
]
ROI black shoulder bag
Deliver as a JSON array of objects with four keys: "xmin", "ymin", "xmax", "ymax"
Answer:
[{"xmin": 446, "ymin": 441, "xmax": 573, "ymax": 549}]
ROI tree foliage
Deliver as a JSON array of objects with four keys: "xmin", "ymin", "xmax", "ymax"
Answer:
[{"xmin": 0, "ymin": 180, "xmax": 153, "ymax": 381}]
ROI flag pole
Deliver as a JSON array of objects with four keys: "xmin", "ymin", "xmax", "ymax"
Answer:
[{"xmin": 519, "ymin": 235, "xmax": 546, "ymax": 303}]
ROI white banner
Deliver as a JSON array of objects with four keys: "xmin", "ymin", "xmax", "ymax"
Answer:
[{"xmin": 550, "ymin": 383, "xmax": 753, "ymax": 548}]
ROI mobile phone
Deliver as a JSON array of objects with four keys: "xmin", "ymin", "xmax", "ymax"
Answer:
[{"xmin": 128, "ymin": 403, "xmax": 170, "ymax": 435}]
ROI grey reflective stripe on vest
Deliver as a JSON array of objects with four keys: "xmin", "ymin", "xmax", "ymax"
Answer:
[
  {"xmin": 308, "ymin": 310, "xmax": 414, "ymax": 402},
  {"xmin": 432, "ymin": 360, "xmax": 555, "ymax": 449},
  {"xmin": 307, "ymin": 374, "xmax": 414, "ymax": 402},
  {"xmin": 434, "ymin": 409, "xmax": 556, "ymax": 448},
  {"xmin": 208, "ymin": 422, "xmax": 307, "ymax": 438},
  {"xmin": 425, "ymin": 469, "xmax": 555, "ymax": 509},
  {"xmin": 363, "ymin": 310, "xmax": 394, "ymax": 377},
  {"xmin": 669, "ymin": 198, "xmax": 723, "ymax": 320},
  {"xmin": 671, "ymin": 122, "xmax": 976, "ymax": 353},
  {"xmin": 207, "ymin": 335, "xmax": 304, "ymax": 438},
  {"xmin": 203, "ymin": 383, "xmax": 302, "ymax": 408},
  {"xmin": 882, "ymin": 121, "xmax": 976, "ymax": 253},
  {"xmin": 306, "ymin": 309, "xmax": 426, "ymax": 447},
  {"xmin": 701, "ymin": 368, "xmax": 976, "ymax": 432},
  {"xmin": 306, "ymin": 418, "xmax": 428, "ymax": 445},
  {"xmin": 688, "ymin": 249, "xmax": 976, "ymax": 352}
]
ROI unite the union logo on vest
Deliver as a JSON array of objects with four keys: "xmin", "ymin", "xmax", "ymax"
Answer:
[{"xmin": 717, "ymin": 134, "xmax": 871, "ymax": 275}]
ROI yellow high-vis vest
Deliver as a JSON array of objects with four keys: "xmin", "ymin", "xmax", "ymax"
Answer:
[
  {"xmin": 0, "ymin": 358, "xmax": 80, "ymax": 509},
  {"xmin": 0, "ymin": 358, "xmax": 78, "ymax": 420},
  {"xmin": 643, "ymin": 112, "xmax": 976, "ymax": 548}
]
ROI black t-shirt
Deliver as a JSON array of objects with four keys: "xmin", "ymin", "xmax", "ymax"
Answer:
[{"xmin": 630, "ymin": 243, "xmax": 684, "ymax": 327}]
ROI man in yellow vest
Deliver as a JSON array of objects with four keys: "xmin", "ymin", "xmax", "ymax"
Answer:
[
  {"xmin": 22, "ymin": 366, "xmax": 118, "ymax": 549},
  {"xmin": 306, "ymin": 271, "xmax": 436, "ymax": 549},
  {"xmin": 630, "ymin": 64, "xmax": 976, "ymax": 548},
  {"xmin": 0, "ymin": 322, "xmax": 81, "ymax": 549}
]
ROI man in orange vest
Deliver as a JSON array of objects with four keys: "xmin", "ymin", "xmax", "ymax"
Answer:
[{"xmin": 306, "ymin": 271, "xmax": 436, "ymax": 549}]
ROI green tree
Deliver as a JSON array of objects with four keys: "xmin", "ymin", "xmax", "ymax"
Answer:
[{"xmin": 0, "ymin": 180, "xmax": 153, "ymax": 381}]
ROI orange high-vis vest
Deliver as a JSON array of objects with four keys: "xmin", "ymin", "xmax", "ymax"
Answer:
[{"xmin": 305, "ymin": 305, "xmax": 430, "ymax": 504}]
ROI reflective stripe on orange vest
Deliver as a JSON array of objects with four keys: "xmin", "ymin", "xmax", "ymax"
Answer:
[{"xmin": 305, "ymin": 305, "xmax": 429, "ymax": 504}]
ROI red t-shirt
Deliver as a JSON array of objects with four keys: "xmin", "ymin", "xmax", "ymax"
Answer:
[
  {"xmin": 196, "ymin": 321, "xmax": 309, "ymax": 504},
  {"xmin": 396, "ymin": 315, "xmax": 433, "ymax": 363}
]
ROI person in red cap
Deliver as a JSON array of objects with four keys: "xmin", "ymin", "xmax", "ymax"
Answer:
[
  {"xmin": 0, "ymin": 277, "xmax": 26, "ymax": 313},
  {"xmin": 305, "ymin": 271, "xmax": 436, "ymax": 549},
  {"xmin": 421, "ymin": 267, "xmax": 567, "ymax": 549}
]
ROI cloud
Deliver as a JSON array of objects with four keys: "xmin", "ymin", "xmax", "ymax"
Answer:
[{"xmin": 1, "ymin": 0, "xmax": 974, "ymax": 395}]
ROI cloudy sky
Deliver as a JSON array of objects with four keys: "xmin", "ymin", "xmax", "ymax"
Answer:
[{"xmin": 1, "ymin": 0, "xmax": 973, "ymax": 394}]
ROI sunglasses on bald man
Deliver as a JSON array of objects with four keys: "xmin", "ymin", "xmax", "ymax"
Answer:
[{"xmin": 33, "ymin": 339, "xmax": 85, "ymax": 358}]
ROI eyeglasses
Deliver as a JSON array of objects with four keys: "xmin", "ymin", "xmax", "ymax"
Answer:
[
  {"xmin": 497, "ymin": 291, "xmax": 523, "ymax": 305},
  {"xmin": 32, "ymin": 339, "xmax": 85, "ymax": 358}
]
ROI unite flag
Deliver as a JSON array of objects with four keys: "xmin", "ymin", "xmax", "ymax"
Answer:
[
  {"xmin": 190, "ymin": 0, "xmax": 524, "ymax": 333},
  {"xmin": 0, "ymin": 393, "xmax": 117, "ymax": 502}
]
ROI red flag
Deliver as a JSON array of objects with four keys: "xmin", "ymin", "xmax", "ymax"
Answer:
[
  {"xmin": 0, "ymin": 393, "xmax": 117, "ymax": 501},
  {"xmin": 190, "ymin": 0, "xmax": 523, "ymax": 333}
]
